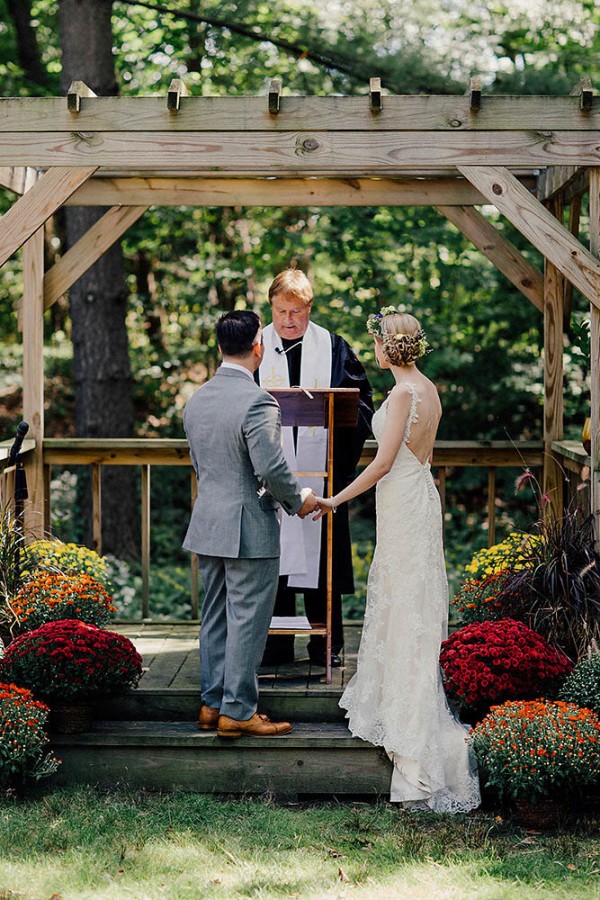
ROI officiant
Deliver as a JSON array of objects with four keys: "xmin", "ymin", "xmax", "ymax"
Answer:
[{"xmin": 257, "ymin": 268, "xmax": 374, "ymax": 668}]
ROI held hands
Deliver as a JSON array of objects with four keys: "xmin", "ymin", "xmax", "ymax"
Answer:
[
  {"xmin": 312, "ymin": 497, "xmax": 335, "ymax": 521},
  {"xmin": 297, "ymin": 489, "xmax": 318, "ymax": 519}
]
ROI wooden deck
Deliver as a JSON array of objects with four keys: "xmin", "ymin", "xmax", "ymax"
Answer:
[{"xmin": 51, "ymin": 623, "xmax": 393, "ymax": 795}]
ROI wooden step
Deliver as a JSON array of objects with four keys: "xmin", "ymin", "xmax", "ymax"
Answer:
[
  {"xmin": 97, "ymin": 686, "xmax": 347, "ymax": 723},
  {"xmin": 50, "ymin": 721, "xmax": 392, "ymax": 795}
]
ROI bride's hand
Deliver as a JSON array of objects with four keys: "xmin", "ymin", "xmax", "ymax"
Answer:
[{"xmin": 312, "ymin": 497, "xmax": 334, "ymax": 521}]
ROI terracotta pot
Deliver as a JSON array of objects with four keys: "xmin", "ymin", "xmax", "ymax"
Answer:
[
  {"xmin": 49, "ymin": 700, "xmax": 93, "ymax": 734},
  {"xmin": 513, "ymin": 797, "xmax": 564, "ymax": 829}
]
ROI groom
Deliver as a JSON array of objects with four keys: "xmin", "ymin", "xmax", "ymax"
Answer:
[{"xmin": 183, "ymin": 310, "xmax": 318, "ymax": 738}]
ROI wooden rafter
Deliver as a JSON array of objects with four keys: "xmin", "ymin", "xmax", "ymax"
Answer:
[
  {"xmin": 0, "ymin": 95, "xmax": 598, "ymax": 132},
  {"xmin": 437, "ymin": 204, "xmax": 543, "ymax": 311},
  {"xmin": 590, "ymin": 169, "xmax": 600, "ymax": 526},
  {"xmin": 66, "ymin": 176, "xmax": 496, "ymax": 208},
  {"xmin": 43, "ymin": 205, "xmax": 148, "ymax": 309},
  {"xmin": 458, "ymin": 165, "xmax": 600, "ymax": 310},
  {"xmin": 0, "ymin": 166, "xmax": 97, "ymax": 267},
  {"xmin": 537, "ymin": 165, "xmax": 589, "ymax": 203}
]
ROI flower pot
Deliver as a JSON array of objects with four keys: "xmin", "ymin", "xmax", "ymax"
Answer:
[
  {"xmin": 513, "ymin": 798, "xmax": 564, "ymax": 829},
  {"xmin": 49, "ymin": 700, "xmax": 92, "ymax": 734}
]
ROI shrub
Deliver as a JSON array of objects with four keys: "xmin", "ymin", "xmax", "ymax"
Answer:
[
  {"xmin": 451, "ymin": 569, "xmax": 515, "ymax": 624},
  {"xmin": 24, "ymin": 540, "xmax": 112, "ymax": 589},
  {"xmin": 497, "ymin": 510, "xmax": 600, "ymax": 661},
  {"xmin": 440, "ymin": 618, "xmax": 573, "ymax": 714},
  {"xmin": 9, "ymin": 572, "xmax": 116, "ymax": 631},
  {"xmin": 559, "ymin": 654, "xmax": 600, "ymax": 715},
  {"xmin": 464, "ymin": 533, "xmax": 538, "ymax": 579},
  {"xmin": 0, "ymin": 682, "xmax": 60, "ymax": 785},
  {"xmin": 471, "ymin": 700, "xmax": 600, "ymax": 802},
  {"xmin": 0, "ymin": 619, "xmax": 143, "ymax": 701}
]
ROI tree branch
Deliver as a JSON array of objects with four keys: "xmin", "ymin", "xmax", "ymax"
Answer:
[{"xmin": 116, "ymin": 0, "xmax": 372, "ymax": 84}]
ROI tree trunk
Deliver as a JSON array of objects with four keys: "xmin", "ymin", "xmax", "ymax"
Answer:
[
  {"xmin": 59, "ymin": 0, "xmax": 139, "ymax": 559},
  {"xmin": 6, "ymin": 0, "xmax": 49, "ymax": 87}
]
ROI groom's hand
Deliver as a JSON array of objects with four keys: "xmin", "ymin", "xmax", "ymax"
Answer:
[{"xmin": 297, "ymin": 490, "xmax": 318, "ymax": 519}]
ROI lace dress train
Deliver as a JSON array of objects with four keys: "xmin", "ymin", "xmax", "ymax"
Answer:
[{"xmin": 340, "ymin": 385, "xmax": 480, "ymax": 813}]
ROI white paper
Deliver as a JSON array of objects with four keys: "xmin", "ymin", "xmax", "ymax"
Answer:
[{"xmin": 269, "ymin": 615, "xmax": 312, "ymax": 630}]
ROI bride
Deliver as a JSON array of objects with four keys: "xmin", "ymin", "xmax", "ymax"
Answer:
[{"xmin": 314, "ymin": 308, "xmax": 480, "ymax": 813}]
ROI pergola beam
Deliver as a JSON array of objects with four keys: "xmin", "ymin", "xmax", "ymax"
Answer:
[
  {"xmin": 43, "ymin": 205, "xmax": 148, "ymax": 309},
  {"xmin": 0, "ymin": 166, "xmax": 97, "ymax": 267},
  {"xmin": 590, "ymin": 169, "xmax": 600, "ymax": 532},
  {"xmin": 0, "ymin": 166, "xmax": 28, "ymax": 194},
  {"xmin": 437, "ymin": 204, "xmax": 543, "ymax": 311},
  {"xmin": 537, "ymin": 165, "xmax": 589, "ymax": 203},
  {"xmin": 0, "ymin": 132, "xmax": 598, "ymax": 172},
  {"xmin": 458, "ymin": 165, "xmax": 600, "ymax": 310},
  {"xmin": 0, "ymin": 95, "xmax": 598, "ymax": 132},
  {"xmin": 66, "ymin": 176, "xmax": 496, "ymax": 208}
]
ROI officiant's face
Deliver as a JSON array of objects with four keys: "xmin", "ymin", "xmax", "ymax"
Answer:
[{"xmin": 271, "ymin": 294, "xmax": 313, "ymax": 341}]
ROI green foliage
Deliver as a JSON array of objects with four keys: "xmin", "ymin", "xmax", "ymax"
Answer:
[{"xmin": 559, "ymin": 654, "xmax": 600, "ymax": 715}]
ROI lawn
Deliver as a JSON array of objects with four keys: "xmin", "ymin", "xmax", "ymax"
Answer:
[{"xmin": 0, "ymin": 788, "xmax": 598, "ymax": 899}]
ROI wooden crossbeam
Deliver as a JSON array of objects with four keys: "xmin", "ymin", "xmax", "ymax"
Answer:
[
  {"xmin": 537, "ymin": 165, "xmax": 589, "ymax": 203},
  {"xmin": 0, "ymin": 167, "xmax": 27, "ymax": 194},
  {"xmin": 43, "ymin": 205, "xmax": 148, "ymax": 309},
  {"xmin": 167, "ymin": 79, "xmax": 189, "ymax": 111},
  {"xmin": 66, "ymin": 176, "xmax": 496, "ymax": 207},
  {"xmin": 0, "ymin": 166, "xmax": 97, "ymax": 268},
  {"xmin": 67, "ymin": 80, "xmax": 97, "ymax": 113},
  {"xmin": 458, "ymin": 165, "xmax": 600, "ymax": 310},
  {"xmin": 437, "ymin": 204, "xmax": 543, "ymax": 311},
  {"xmin": 0, "ymin": 132, "xmax": 598, "ymax": 171},
  {"xmin": 0, "ymin": 96, "xmax": 599, "ymax": 132},
  {"xmin": 589, "ymin": 169, "xmax": 600, "ymax": 531}
]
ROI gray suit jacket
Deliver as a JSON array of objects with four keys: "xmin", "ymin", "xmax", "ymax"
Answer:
[{"xmin": 183, "ymin": 366, "xmax": 304, "ymax": 558}]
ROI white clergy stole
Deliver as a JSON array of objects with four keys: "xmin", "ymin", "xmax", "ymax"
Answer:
[{"xmin": 259, "ymin": 321, "xmax": 332, "ymax": 588}]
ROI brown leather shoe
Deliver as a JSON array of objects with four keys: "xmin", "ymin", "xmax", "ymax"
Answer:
[
  {"xmin": 197, "ymin": 705, "xmax": 220, "ymax": 730},
  {"xmin": 217, "ymin": 712, "xmax": 293, "ymax": 738}
]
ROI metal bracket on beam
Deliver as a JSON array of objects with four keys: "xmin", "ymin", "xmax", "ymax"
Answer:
[
  {"xmin": 268, "ymin": 79, "xmax": 282, "ymax": 115},
  {"xmin": 468, "ymin": 77, "xmax": 482, "ymax": 111},
  {"xmin": 370, "ymin": 78, "xmax": 382, "ymax": 113},
  {"xmin": 167, "ymin": 79, "xmax": 190, "ymax": 111},
  {"xmin": 67, "ymin": 81, "xmax": 97, "ymax": 113}
]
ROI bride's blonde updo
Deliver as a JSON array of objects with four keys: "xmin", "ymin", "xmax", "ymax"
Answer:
[{"xmin": 366, "ymin": 307, "xmax": 430, "ymax": 366}]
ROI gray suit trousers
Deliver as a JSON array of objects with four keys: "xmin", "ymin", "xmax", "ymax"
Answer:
[{"xmin": 197, "ymin": 554, "xmax": 280, "ymax": 720}]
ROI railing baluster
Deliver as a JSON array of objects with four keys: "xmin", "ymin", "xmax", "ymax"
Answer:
[
  {"xmin": 190, "ymin": 470, "xmax": 199, "ymax": 620},
  {"xmin": 43, "ymin": 464, "xmax": 51, "ymax": 536},
  {"xmin": 91, "ymin": 463, "xmax": 102, "ymax": 554},
  {"xmin": 487, "ymin": 466, "xmax": 496, "ymax": 547},
  {"xmin": 141, "ymin": 464, "xmax": 151, "ymax": 620}
]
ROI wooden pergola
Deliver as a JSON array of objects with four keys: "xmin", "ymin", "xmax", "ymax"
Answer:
[{"xmin": 1, "ymin": 78, "xmax": 599, "ymax": 548}]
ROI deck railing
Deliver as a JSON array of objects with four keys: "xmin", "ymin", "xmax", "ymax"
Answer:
[{"xmin": 40, "ymin": 437, "xmax": 590, "ymax": 621}]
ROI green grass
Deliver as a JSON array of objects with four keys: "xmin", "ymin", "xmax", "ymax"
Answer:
[{"xmin": 0, "ymin": 788, "xmax": 598, "ymax": 898}]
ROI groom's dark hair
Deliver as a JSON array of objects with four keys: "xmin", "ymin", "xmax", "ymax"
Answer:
[{"xmin": 216, "ymin": 310, "xmax": 261, "ymax": 357}]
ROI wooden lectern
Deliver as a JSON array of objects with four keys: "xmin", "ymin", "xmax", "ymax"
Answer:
[{"xmin": 267, "ymin": 387, "xmax": 360, "ymax": 683}]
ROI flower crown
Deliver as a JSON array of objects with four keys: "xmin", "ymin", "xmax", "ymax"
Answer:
[{"xmin": 366, "ymin": 307, "xmax": 431, "ymax": 361}]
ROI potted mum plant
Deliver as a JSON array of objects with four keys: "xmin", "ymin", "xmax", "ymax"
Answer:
[
  {"xmin": 440, "ymin": 618, "xmax": 573, "ymax": 721},
  {"xmin": 8, "ymin": 571, "xmax": 116, "ymax": 632},
  {"xmin": 0, "ymin": 619, "xmax": 143, "ymax": 733},
  {"xmin": 0, "ymin": 681, "xmax": 60, "ymax": 787},
  {"xmin": 559, "ymin": 654, "xmax": 600, "ymax": 715},
  {"xmin": 471, "ymin": 699, "xmax": 600, "ymax": 827}
]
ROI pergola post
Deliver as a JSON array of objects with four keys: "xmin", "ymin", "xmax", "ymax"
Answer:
[
  {"xmin": 543, "ymin": 198, "xmax": 565, "ymax": 518},
  {"xmin": 589, "ymin": 168, "xmax": 600, "ymax": 541},
  {"xmin": 22, "ymin": 226, "xmax": 46, "ymax": 539}
]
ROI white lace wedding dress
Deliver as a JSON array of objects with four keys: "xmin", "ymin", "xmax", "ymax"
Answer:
[{"xmin": 340, "ymin": 384, "xmax": 481, "ymax": 813}]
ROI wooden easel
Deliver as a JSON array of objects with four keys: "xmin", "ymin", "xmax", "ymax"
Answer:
[{"xmin": 267, "ymin": 388, "xmax": 360, "ymax": 684}]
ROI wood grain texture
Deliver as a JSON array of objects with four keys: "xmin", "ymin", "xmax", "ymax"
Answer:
[
  {"xmin": 543, "ymin": 245, "xmax": 565, "ymax": 517},
  {"xmin": 0, "ymin": 131, "xmax": 598, "ymax": 171},
  {"xmin": 438, "ymin": 204, "xmax": 543, "ymax": 310},
  {"xmin": 67, "ymin": 175, "xmax": 493, "ymax": 207},
  {"xmin": 0, "ymin": 166, "xmax": 97, "ymax": 266},
  {"xmin": 1, "ymin": 95, "xmax": 598, "ymax": 131},
  {"xmin": 22, "ymin": 228, "xmax": 45, "ymax": 539},
  {"xmin": 459, "ymin": 165, "xmax": 600, "ymax": 308},
  {"xmin": 43, "ymin": 205, "xmax": 147, "ymax": 309}
]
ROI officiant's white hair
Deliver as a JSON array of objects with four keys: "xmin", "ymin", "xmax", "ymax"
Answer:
[{"xmin": 268, "ymin": 269, "xmax": 313, "ymax": 305}]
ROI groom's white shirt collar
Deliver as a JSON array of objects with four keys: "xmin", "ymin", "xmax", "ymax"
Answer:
[{"xmin": 220, "ymin": 361, "xmax": 255, "ymax": 380}]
